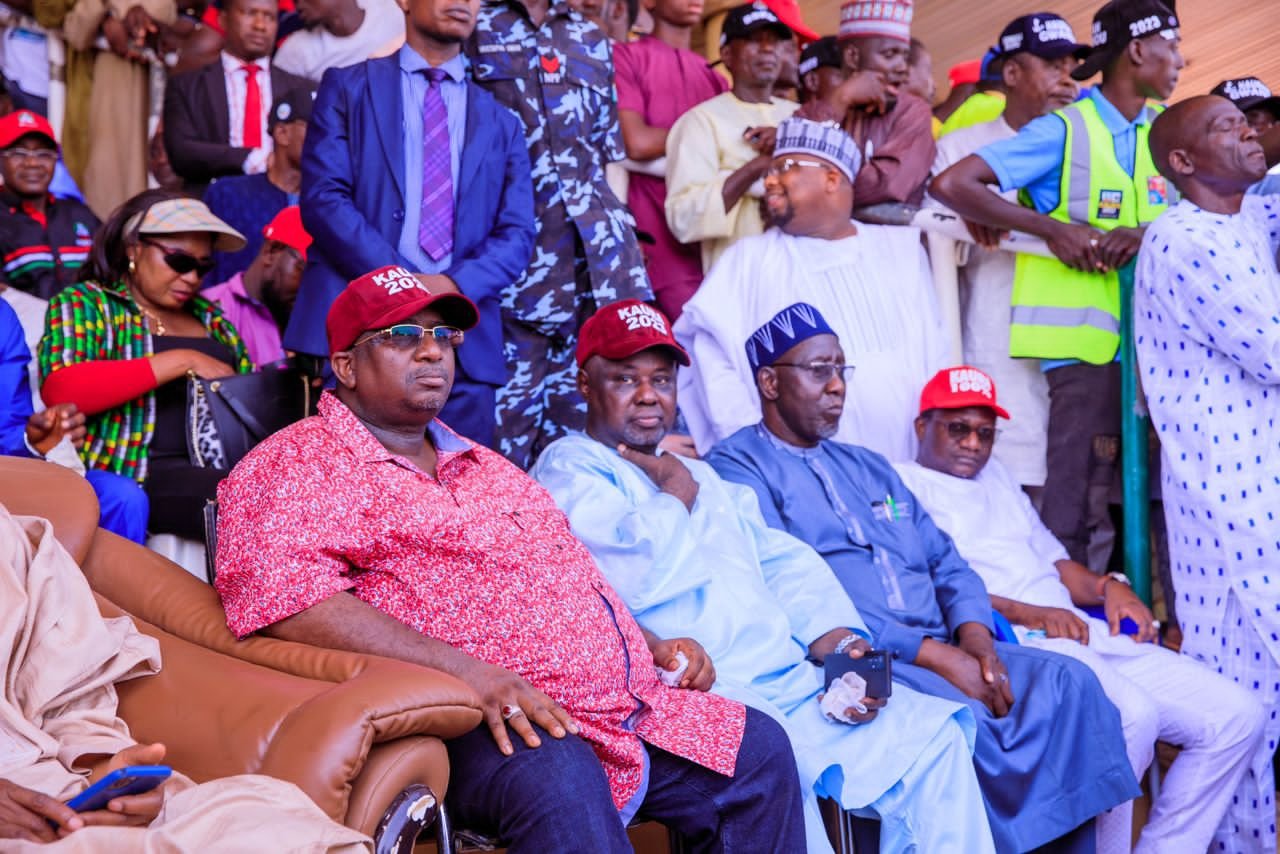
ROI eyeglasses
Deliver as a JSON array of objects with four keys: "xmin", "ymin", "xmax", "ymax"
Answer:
[
  {"xmin": 1, "ymin": 148, "xmax": 57, "ymax": 165},
  {"xmin": 766, "ymin": 158, "xmax": 831, "ymax": 178},
  {"xmin": 353, "ymin": 323, "xmax": 465, "ymax": 350},
  {"xmin": 770, "ymin": 362, "xmax": 855, "ymax": 383},
  {"xmin": 942, "ymin": 421, "xmax": 1000, "ymax": 444},
  {"xmin": 141, "ymin": 238, "xmax": 216, "ymax": 277}
]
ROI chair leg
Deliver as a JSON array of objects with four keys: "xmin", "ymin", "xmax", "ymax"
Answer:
[
  {"xmin": 433, "ymin": 800, "xmax": 456, "ymax": 854},
  {"xmin": 373, "ymin": 784, "xmax": 438, "ymax": 854}
]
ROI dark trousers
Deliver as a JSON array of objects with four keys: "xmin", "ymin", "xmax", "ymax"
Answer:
[
  {"xmin": 443, "ymin": 706, "xmax": 806, "ymax": 853},
  {"xmin": 144, "ymin": 458, "xmax": 226, "ymax": 541},
  {"xmin": 1041, "ymin": 361, "xmax": 1121, "ymax": 564}
]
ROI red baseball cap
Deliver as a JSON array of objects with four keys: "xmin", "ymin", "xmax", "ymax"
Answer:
[
  {"xmin": 947, "ymin": 59, "xmax": 982, "ymax": 88},
  {"xmin": 0, "ymin": 110, "xmax": 57, "ymax": 150},
  {"xmin": 262, "ymin": 205, "xmax": 311, "ymax": 259},
  {"xmin": 919, "ymin": 366, "xmax": 1010, "ymax": 419},
  {"xmin": 326, "ymin": 265, "xmax": 479, "ymax": 355},
  {"xmin": 576, "ymin": 299, "xmax": 690, "ymax": 367}
]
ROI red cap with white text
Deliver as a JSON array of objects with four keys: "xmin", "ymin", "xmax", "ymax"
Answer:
[
  {"xmin": 918, "ymin": 366, "xmax": 1011, "ymax": 419},
  {"xmin": 326, "ymin": 265, "xmax": 478, "ymax": 355},
  {"xmin": 576, "ymin": 299, "xmax": 690, "ymax": 367}
]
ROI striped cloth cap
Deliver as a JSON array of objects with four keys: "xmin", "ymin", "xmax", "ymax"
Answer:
[
  {"xmin": 773, "ymin": 117, "xmax": 863, "ymax": 183},
  {"xmin": 838, "ymin": 0, "xmax": 913, "ymax": 43}
]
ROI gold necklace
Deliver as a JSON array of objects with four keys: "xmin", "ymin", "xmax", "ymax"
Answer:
[{"xmin": 139, "ymin": 305, "xmax": 167, "ymax": 336}]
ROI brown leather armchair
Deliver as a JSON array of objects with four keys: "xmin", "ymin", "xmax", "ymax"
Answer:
[{"xmin": 0, "ymin": 456, "xmax": 483, "ymax": 853}]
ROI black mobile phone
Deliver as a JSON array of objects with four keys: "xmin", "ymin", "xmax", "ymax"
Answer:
[{"xmin": 824, "ymin": 649, "xmax": 892, "ymax": 698}]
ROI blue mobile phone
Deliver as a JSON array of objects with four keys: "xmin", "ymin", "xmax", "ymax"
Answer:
[{"xmin": 65, "ymin": 766, "xmax": 171, "ymax": 813}]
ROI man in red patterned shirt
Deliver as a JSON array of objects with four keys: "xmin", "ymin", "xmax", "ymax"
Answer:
[{"xmin": 214, "ymin": 264, "xmax": 807, "ymax": 852}]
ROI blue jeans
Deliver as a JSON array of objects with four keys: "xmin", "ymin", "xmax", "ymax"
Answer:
[
  {"xmin": 84, "ymin": 470, "xmax": 148, "ymax": 543},
  {"xmin": 444, "ymin": 706, "xmax": 806, "ymax": 853}
]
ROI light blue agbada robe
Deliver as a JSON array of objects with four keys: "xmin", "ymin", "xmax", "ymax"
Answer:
[
  {"xmin": 533, "ymin": 433, "xmax": 993, "ymax": 854},
  {"xmin": 707, "ymin": 423, "xmax": 1142, "ymax": 853}
]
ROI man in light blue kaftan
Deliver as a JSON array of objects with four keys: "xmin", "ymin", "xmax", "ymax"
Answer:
[
  {"xmin": 704, "ymin": 302, "xmax": 1141, "ymax": 854},
  {"xmin": 531, "ymin": 299, "xmax": 995, "ymax": 854}
]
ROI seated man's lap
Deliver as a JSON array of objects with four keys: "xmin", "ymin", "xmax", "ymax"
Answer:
[
  {"xmin": 443, "ymin": 724, "xmax": 632, "ymax": 850},
  {"xmin": 443, "ymin": 708, "xmax": 803, "ymax": 852},
  {"xmin": 639, "ymin": 707, "xmax": 805, "ymax": 851}
]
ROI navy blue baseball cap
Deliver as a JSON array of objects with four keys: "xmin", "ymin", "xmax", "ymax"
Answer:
[{"xmin": 994, "ymin": 13, "xmax": 1087, "ymax": 62}]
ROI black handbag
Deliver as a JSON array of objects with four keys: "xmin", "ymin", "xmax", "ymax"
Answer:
[{"xmin": 186, "ymin": 365, "xmax": 314, "ymax": 469}]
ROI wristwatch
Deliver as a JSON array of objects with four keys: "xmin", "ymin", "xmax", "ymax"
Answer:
[{"xmin": 1097, "ymin": 572, "xmax": 1131, "ymax": 598}]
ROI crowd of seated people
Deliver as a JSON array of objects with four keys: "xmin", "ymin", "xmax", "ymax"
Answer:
[{"xmin": 3, "ymin": 0, "xmax": 1280, "ymax": 849}]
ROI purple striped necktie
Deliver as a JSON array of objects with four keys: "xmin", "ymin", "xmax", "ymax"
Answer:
[{"xmin": 418, "ymin": 66, "xmax": 453, "ymax": 261}]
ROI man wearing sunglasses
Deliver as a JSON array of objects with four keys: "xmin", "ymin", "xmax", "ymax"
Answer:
[
  {"xmin": 674, "ymin": 115, "xmax": 946, "ymax": 462},
  {"xmin": 215, "ymin": 264, "xmax": 808, "ymax": 853},
  {"xmin": 896, "ymin": 365, "xmax": 1264, "ymax": 854},
  {"xmin": 706, "ymin": 304, "xmax": 1142, "ymax": 854}
]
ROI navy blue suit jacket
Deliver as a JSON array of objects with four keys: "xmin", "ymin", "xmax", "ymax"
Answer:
[{"xmin": 285, "ymin": 54, "xmax": 535, "ymax": 385}]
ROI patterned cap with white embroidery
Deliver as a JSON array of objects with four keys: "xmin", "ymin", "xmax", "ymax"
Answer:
[
  {"xmin": 773, "ymin": 116, "xmax": 863, "ymax": 183},
  {"xmin": 837, "ymin": 0, "xmax": 913, "ymax": 44},
  {"xmin": 745, "ymin": 302, "xmax": 837, "ymax": 372}
]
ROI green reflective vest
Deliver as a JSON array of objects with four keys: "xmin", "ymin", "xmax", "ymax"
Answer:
[{"xmin": 1008, "ymin": 98, "xmax": 1170, "ymax": 363}]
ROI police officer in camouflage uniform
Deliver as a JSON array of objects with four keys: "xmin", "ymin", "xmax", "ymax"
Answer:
[{"xmin": 467, "ymin": 0, "xmax": 652, "ymax": 469}]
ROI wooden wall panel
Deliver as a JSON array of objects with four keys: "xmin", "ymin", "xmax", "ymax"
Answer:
[{"xmin": 795, "ymin": 0, "xmax": 1280, "ymax": 106}]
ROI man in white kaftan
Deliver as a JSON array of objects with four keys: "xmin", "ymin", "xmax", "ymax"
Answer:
[
  {"xmin": 531, "ymin": 299, "xmax": 993, "ymax": 854},
  {"xmin": 1135, "ymin": 95, "xmax": 1280, "ymax": 853},
  {"xmin": 896, "ymin": 366, "xmax": 1262, "ymax": 854},
  {"xmin": 674, "ymin": 116, "xmax": 947, "ymax": 461},
  {"xmin": 0, "ymin": 501, "xmax": 370, "ymax": 853}
]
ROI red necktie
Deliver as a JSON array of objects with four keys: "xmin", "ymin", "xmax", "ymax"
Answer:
[{"xmin": 241, "ymin": 63, "xmax": 262, "ymax": 149}]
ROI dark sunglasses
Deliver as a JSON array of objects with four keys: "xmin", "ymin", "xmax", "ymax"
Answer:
[
  {"xmin": 942, "ymin": 421, "xmax": 999, "ymax": 444},
  {"xmin": 141, "ymin": 238, "xmax": 216, "ymax": 277}
]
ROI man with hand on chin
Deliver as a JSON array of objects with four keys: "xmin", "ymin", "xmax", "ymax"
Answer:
[
  {"xmin": 897, "ymin": 365, "xmax": 1263, "ymax": 854},
  {"xmin": 533, "ymin": 298, "xmax": 995, "ymax": 854},
  {"xmin": 217, "ymin": 267, "xmax": 807, "ymax": 853},
  {"xmin": 707, "ymin": 303, "xmax": 1140, "ymax": 854}
]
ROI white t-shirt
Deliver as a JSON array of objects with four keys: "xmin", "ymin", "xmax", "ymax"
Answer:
[{"xmin": 272, "ymin": 0, "xmax": 405, "ymax": 83}]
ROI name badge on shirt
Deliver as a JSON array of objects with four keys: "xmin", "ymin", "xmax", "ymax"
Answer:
[
  {"xmin": 1147, "ymin": 175, "xmax": 1168, "ymax": 206},
  {"xmin": 1097, "ymin": 189, "xmax": 1123, "ymax": 220},
  {"xmin": 540, "ymin": 53, "xmax": 563, "ymax": 84},
  {"xmin": 871, "ymin": 495, "xmax": 910, "ymax": 522}
]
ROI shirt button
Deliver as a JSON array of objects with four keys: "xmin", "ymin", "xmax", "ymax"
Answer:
[{"xmin": 393, "ymin": 209, "xmax": 405, "ymax": 222}]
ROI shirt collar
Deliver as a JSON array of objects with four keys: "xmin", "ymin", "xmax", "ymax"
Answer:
[
  {"xmin": 1087, "ymin": 86, "xmax": 1159, "ymax": 133},
  {"xmin": 398, "ymin": 44, "xmax": 468, "ymax": 83},
  {"xmin": 754, "ymin": 421, "xmax": 823, "ymax": 459},
  {"xmin": 221, "ymin": 52, "xmax": 271, "ymax": 73},
  {"xmin": 318, "ymin": 391, "xmax": 477, "ymax": 468}
]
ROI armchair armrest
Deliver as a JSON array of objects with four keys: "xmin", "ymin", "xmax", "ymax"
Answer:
[{"xmin": 101, "ymin": 598, "xmax": 481, "ymax": 825}]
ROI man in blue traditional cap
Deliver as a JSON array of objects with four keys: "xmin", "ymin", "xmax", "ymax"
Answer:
[
  {"xmin": 706, "ymin": 302, "xmax": 1142, "ymax": 854},
  {"xmin": 532, "ymin": 297, "xmax": 996, "ymax": 854}
]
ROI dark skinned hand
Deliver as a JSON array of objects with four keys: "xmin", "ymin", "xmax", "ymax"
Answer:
[{"xmin": 651, "ymin": 636, "xmax": 716, "ymax": 691}]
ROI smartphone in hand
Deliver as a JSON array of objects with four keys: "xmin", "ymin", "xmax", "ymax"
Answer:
[
  {"xmin": 824, "ymin": 649, "xmax": 892, "ymax": 698},
  {"xmin": 65, "ymin": 766, "xmax": 171, "ymax": 813}
]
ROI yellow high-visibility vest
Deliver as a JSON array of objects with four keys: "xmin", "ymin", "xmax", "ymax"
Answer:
[{"xmin": 1008, "ymin": 98, "xmax": 1170, "ymax": 363}]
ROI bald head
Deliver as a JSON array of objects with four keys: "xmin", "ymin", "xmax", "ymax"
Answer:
[{"xmin": 1149, "ymin": 95, "xmax": 1267, "ymax": 206}]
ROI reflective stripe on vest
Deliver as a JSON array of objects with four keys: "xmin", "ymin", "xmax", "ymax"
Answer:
[{"xmin": 1008, "ymin": 98, "xmax": 1168, "ymax": 363}]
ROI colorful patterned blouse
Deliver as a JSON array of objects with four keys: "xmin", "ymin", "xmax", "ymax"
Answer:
[{"xmin": 38, "ymin": 279, "xmax": 252, "ymax": 482}]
